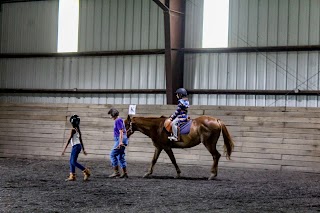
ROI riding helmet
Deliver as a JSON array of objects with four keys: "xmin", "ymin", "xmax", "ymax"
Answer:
[
  {"xmin": 70, "ymin": 114, "xmax": 80, "ymax": 127},
  {"xmin": 175, "ymin": 88, "xmax": 188, "ymax": 97},
  {"xmin": 108, "ymin": 108, "xmax": 119, "ymax": 118}
]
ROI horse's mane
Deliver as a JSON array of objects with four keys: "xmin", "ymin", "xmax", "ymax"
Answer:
[
  {"xmin": 133, "ymin": 116, "xmax": 167, "ymax": 119},
  {"xmin": 133, "ymin": 116, "xmax": 167, "ymax": 126}
]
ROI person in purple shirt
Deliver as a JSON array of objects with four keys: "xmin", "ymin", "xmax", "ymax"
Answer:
[{"xmin": 108, "ymin": 108, "xmax": 129, "ymax": 178}]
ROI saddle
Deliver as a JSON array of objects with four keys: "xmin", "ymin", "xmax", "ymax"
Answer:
[{"xmin": 164, "ymin": 118, "xmax": 192, "ymax": 140}]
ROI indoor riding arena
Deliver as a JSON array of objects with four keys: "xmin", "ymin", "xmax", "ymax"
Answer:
[{"xmin": 0, "ymin": 0, "xmax": 319, "ymax": 212}]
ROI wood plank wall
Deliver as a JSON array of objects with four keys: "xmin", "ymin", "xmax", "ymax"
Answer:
[{"xmin": 0, "ymin": 103, "xmax": 319, "ymax": 173}]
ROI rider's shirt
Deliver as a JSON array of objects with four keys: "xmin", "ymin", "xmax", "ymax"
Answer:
[{"xmin": 170, "ymin": 98, "xmax": 190, "ymax": 123}]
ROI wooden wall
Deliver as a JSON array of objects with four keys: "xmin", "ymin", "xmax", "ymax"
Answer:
[{"xmin": 0, "ymin": 103, "xmax": 319, "ymax": 173}]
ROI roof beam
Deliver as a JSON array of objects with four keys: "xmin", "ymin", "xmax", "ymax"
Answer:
[
  {"xmin": 0, "ymin": 49, "xmax": 165, "ymax": 58},
  {"xmin": 152, "ymin": 0, "xmax": 168, "ymax": 11}
]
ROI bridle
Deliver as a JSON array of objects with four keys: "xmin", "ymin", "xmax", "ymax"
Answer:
[{"xmin": 127, "ymin": 120, "xmax": 135, "ymax": 137}]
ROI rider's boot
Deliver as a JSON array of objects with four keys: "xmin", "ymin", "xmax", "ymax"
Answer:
[{"xmin": 168, "ymin": 133, "xmax": 178, "ymax": 141}]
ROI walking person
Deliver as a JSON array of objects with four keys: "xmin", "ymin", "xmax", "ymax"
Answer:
[
  {"xmin": 62, "ymin": 114, "xmax": 91, "ymax": 181},
  {"xmin": 108, "ymin": 108, "xmax": 129, "ymax": 178}
]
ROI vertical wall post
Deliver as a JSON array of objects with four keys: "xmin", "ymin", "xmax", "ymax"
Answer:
[{"xmin": 153, "ymin": 0, "xmax": 186, "ymax": 104}]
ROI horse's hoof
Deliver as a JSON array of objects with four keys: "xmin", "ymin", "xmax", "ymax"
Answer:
[
  {"xmin": 175, "ymin": 174, "xmax": 181, "ymax": 179},
  {"xmin": 208, "ymin": 174, "xmax": 217, "ymax": 180},
  {"xmin": 143, "ymin": 173, "xmax": 151, "ymax": 178}
]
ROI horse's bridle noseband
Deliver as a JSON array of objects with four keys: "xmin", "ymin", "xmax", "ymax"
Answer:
[{"xmin": 127, "ymin": 121, "xmax": 134, "ymax": 136}]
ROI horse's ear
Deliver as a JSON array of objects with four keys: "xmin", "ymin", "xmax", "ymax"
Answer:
[{"xmin": 127, "ymin": 115, "xmax": 131, "ymax": 121}]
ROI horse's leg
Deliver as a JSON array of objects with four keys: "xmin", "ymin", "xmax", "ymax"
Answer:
[
  {"xmin": 164, "ymin": 148, "xmax": 181, "ymax": 178},
  {"xmin": 203, "ymin": 136, "xmax": 221, "ymax": 180},
  {"xmin": 144, "ymin": 147, "xmax": 162, "ymax": 178},
  {"xmin": 210, "ymin": 149, "xmax": 221, "ymax": 179}
]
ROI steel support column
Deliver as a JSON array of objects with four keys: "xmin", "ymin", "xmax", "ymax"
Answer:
[{"xmin": 153, "ymin": 0, "xmax": 185, "ymax": 104}]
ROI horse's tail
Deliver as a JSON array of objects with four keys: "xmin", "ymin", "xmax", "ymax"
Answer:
[{"xmin": 218, "ymin": 119, "xmax": 234, "ymax": 160}]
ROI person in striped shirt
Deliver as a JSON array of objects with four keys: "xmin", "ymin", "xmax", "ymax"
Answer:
[{"xmin": 168, "ymin": 88, "xmax": 190, "ymax": 141}]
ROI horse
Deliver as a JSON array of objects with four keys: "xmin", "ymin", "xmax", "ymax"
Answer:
[{"xmin": 124, "ymin": 115, "xmax": 234, "ymax": 180}]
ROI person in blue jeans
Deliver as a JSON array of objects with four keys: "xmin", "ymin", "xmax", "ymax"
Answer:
[
  {"xmin": 108, "ymin": 108, "xmax": 129, "ymax": 178},
  {"xmin": 62, "ymin": 114, "xmax": 91, "ymax": 181}
]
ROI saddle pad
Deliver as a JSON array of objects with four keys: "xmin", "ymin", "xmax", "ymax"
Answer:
[{"xmin": 180, "ymin": 120, "xmax": 192, "ymax": 135}]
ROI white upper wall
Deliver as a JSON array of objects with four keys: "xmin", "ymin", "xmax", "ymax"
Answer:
[
  {"xmin": 0, "ymin": 1, "xmax": 59, "ymax": 53},
  {"xmin": 78, "ymin": 0, "xmax": 164, "ymax": 51},
  {"xmin": 185, "ymin": 0, "xmax": 320, "ymax": 48},
  {"xmin": 184, "ymin": 0, "xmax": 320, "ymax": 107},
  {"xmin": 229, "ymin": 0, "xmax": 320, "ymax": 47},
  {"xmin": 184, "ymin": 0, "xmax": 204, "ymax": 48},
  {"xmin": 0, "ymin": 0, "xmax": 164, "ymax": 53},
  {"xmin": 0, "ymin": 0, "xmax": 166, "ymax": 105}
]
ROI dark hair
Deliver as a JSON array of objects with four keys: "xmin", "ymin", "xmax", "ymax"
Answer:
[{"xmin": 108, "ymin": 108, "xmax": 119, "ymax": 118}]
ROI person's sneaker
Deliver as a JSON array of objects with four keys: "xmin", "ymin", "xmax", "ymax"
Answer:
[{"xmin": 168, "ymin": 136, "xmax": 178, "ymax": 141}]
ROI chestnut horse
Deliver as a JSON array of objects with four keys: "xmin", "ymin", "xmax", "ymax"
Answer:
[{"xmin": 125, "ymin": 115, "xmax": 234, "ymax": 180}]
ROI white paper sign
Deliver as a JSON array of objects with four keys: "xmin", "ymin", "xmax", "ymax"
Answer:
[{"xmin": 128, "ymin": 105, "xmax": 136, "ymax": 115}]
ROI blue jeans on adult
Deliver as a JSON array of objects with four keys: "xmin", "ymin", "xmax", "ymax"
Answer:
[
  {"xmin": 70, "ymin": 144, "xmax": 85, "ymax": 173},
  {"xmin": 110, "ymin": 136, "xmax": 128, "ymax": 168}
]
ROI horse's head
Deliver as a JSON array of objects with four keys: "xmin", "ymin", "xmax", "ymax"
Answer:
[
  {"xmin": 125, "ymin": 115, "xmax": 168, "ymax": 139},
  {"xmin": 124, "ymin": 115, "xmax": 135, "ymax": 138}
]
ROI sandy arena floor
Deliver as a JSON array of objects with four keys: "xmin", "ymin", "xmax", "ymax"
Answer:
[{"xmin": 0, "ymin": 157, "xmax": 319, "ymax": 213}]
